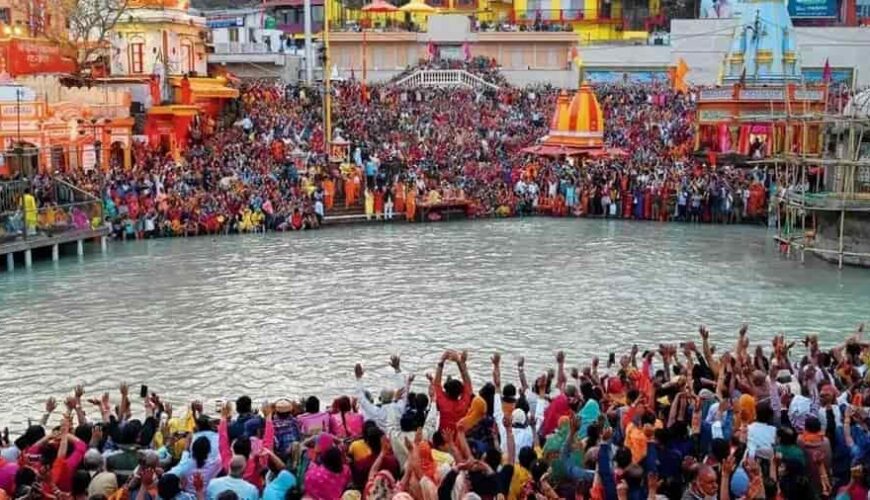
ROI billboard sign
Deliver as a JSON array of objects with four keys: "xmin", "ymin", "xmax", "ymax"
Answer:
[{"xmin": 788, "ymin": 0, "xmax": 838, "ymax": 17}]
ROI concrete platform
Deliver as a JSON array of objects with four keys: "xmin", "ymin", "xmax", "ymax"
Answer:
[{"xmin": 1, "ymin": 227, "xmax": 111, "ymax": 271}]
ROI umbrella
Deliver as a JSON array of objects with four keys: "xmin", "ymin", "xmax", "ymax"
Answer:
[
  {"xmin": 399, "ymin": 0, "xmax": 436, "ymax": 13},
  {"xmin": 362, "ymin": 0, "xmax": 398, "ymax": 12}
]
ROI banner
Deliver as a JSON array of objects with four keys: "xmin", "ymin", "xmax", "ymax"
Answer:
[
  {"xmin": 788, "ymin": 0, "xmax": 838, "ymax": 17},
  {"xmin": 699, "ymin": 0, "xmax": 746, "ymax": 18},
  {"xmin": 2, "ymin": 40, "xmax": 77, "ymax": 76}
]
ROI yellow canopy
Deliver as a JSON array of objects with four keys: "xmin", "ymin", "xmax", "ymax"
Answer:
[{"xmin": 399, "ymin": 0, "xmax": 436, "ymax": 13}]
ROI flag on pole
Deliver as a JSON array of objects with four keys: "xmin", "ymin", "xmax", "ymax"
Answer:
[
  {"xmin": 427, "ymin": 41, "xmax": 437, "ymax": 61},
  {"xmin": 672, "ymin": 57, "xmax": 689, "ymax": 93},
  {"xmin": 738, "ymin": 66, "xmax": 747, "ymax": 86},
  {"xmin": 569, "ymin": 46, "xmax": 582, "ymax": 68},
  {"xmin": 822, "ymin": 58, "xmax": 832, "ymax": 83},
  {"xmin": 462, "ymin": 41, "xmax": 471, "ymax": 62}
]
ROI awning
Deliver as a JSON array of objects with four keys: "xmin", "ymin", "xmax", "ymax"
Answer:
[
  {"xmin": 521, "ymin": 144, "xmax": 593, "ymax": 157},
  {"xmin": 169, "ymin": 77, "xmax": 239, "ymax": 99}
]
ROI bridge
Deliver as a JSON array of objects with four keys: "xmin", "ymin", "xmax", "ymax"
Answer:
[
  {"xmin": 393, "ymin": 69, "xmax": 500, "ymax": 91},
  {"xmin": 1, "ymin": 179, "xmax": 109, "ymax": 271}
]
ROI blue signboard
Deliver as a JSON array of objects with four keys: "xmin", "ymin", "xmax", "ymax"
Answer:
[
  {"xmin": 788, "ymin": 0, "xmax": 838, "ymax": 18},
  {"xmin": 582, "ymin": 69, "xmax": 670, "ymax": 84},
  {"xmin": 802, "ymin": 67, "xmax": 854, "ymax": 86},
  {"xmin": 207, "ymin": 17, "xmax": 244, "ymax": 28}
]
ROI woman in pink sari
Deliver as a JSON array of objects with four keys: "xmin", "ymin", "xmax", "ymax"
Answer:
[
  {"xmin": 304, "ymin": 446, "xmax": 350, "ymax": 500},
  {"xmin": 329, "ymin": 396, "xmax": 363, "ymax": 441}
]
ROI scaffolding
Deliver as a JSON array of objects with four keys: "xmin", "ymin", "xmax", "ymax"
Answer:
[{"xmin": 769, "ymin": 93, "xmax": 870, "ymax": 268}]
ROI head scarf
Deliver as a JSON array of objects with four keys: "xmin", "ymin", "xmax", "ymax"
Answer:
[
  {"xmin": 457, "ymin": 396, "xmax": 487, "ymax": 430},
  {"xmin": 365, "ymin": 470, "xmax": 396, "ymax": 500},
  {"xmin": 736, "ymin": 394, "xmax": 757, "ymax": 428},
  {"xmin": 417, "ymin": 442, "xmax": 438, "ymax": 483},
  {"xmin": 578, "ymin": 399, "xmax": 601, "ymax": 439}
]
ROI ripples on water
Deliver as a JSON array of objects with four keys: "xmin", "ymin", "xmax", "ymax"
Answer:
[{"xmin": 1, "ymin": 219, "xmax": 869, "ymax": 429}]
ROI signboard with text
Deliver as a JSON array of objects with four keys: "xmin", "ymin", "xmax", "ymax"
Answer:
[
  {"xmin": 1, "ymin": 40, "xmax": 78, "ymax": 76},
  {"xmin": 788, "ymin": 0, "xmax": 838, "ymax": 17}
]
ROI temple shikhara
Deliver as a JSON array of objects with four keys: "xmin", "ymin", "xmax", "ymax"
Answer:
[{"xmin": 695, "ymin": 0, "xmax": 827, "ymax": 161}]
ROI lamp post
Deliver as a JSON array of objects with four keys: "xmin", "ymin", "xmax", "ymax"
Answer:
[{"xmin": 14, "ymin": 87, "xmax": 27, "ymax": 178}]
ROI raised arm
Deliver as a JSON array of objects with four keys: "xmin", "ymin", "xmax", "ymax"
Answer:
[
  {"xmin": 556, "ymin": 351, "xmax": 567, "ymax": 392},
  {"xmin": 491, "ymin": 353, "xmax": 502, "ymax": 391},
  {"xmin": 457, "ymin": 350, "xmax": 472, "ymax": 390},
  {"xmin": 218, "ymin": 402, "xmax": 232, "ymax": 470},
  {"xmin": 517, "ymin": 357, "xmax": 529, "ymax": 393}
]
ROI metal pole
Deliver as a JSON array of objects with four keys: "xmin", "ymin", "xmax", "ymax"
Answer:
[
  {"xmin": 323, "ymin": 0, "xmax": 332, "ymax": 150},
  {"xmin": 304, "ymin": 0, "xmax": 313, "ymax": 84}
]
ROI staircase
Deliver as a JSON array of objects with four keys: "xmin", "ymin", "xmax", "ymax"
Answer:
[
  {"xmin": 323, "ymin": 189, "xmax": 366, "ymax": 225},
  {"xmin": 393, "ymin": 69, "xmax": 499, "ymax": 91}
]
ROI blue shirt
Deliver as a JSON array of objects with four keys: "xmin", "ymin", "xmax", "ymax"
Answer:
[{"xmin": 365, "ymin": 161, "xmax": 377, "ymax": 177}]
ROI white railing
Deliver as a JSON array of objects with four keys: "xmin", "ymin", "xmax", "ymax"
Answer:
[
  {"xmin": 213, "ymin": 42, "xmax": 276, "ymax": 55},
  {"xmin": 394, "ymin": 69, "xmax": 499, "ymax": 91}
]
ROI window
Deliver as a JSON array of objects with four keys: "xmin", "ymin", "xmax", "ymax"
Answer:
[
  {"xmin": 130, "ymin": 42, "xmax": 144, "ymax": 73},
  {"xmin": 0, "ymin": 8, "xmax": 10, "ymax": 24},
  {"xmin": 180, "ymin": 40, "xmax": 194, "ymax": 73},
  {"xmin": 228, "ymin": 27, "xmax": 239, "ymax": 42}
]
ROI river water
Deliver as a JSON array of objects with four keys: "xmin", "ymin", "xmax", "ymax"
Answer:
[{"xmin": 1, "ymin": 219, "xmax": 869, "ymax": 429}]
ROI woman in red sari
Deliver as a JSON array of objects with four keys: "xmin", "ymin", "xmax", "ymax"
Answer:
[{"xmin": 373, "ymin": 187, "xmax": 384, "ymax": 220}]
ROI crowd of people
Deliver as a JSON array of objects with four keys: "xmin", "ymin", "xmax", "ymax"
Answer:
[
  {"xmin": 2, "ymin": 60, "xmax": 785, "ymax": 241},
  {"xmin": 3, "ymin": 324, "xmax": 870, "ymax": 500}
]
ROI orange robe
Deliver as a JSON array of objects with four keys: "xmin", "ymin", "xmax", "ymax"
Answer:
[
  {"xmin": 394, "ymin": 183, "xmax": 406, "ymax": 214},
  {"xmin": 406, "ymin": 189, "xmax": 417, "ymax": 222},
  {"xmin": 324, "ymin": 179, "xmax": 335, "ymax": 210},
  {"xmin": 346, "ymin": 174, "xmax": 359, "ymax": 208}
]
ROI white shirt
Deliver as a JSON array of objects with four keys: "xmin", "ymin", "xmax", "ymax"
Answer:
[
  {"xmin": 746, "ymin": 422, "xmax": 776, "ymax": 458},
  {"xmin": 206, "ymin": 476, "xmax": 259, "ymax": 500}
]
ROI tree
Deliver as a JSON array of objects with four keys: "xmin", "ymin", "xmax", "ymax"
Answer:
[{"xmin": 62, "ymin": 0, "xmax": 131, "ymax": 70}]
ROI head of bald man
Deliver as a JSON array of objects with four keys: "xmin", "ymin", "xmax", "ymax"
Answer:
[
  {"xmin": 694, "ymin": 465, "xmax": 719, "ymax": 496},
  {"xmin": 229, "ymin": 455, "xmax": 246, "ymax": 478}
]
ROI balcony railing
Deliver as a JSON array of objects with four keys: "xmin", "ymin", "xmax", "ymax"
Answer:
[
  {"xmin": 213, "ymin": 42, "xmax": 281, "ymax": 55},
  {"xmin": 277, "ymin": 21, "xmax": 324, "ymax": 35}
]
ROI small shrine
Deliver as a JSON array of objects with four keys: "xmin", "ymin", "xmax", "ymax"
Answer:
[
  {"xmin": 523, "ymin": 83, "xmax": 627, "ymax": 159},
  {"xmin": 695, "ymin": 0, "xmax": 827, "ymax": 160},
  {"xmin": 523, "ymin": 84, "xmax": 607, "ymax": 157}
]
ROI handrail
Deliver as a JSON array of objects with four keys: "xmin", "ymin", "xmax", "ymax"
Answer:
[{"xmin": 393, "ymin": 69, "xmax": 499, "ymax": 91}]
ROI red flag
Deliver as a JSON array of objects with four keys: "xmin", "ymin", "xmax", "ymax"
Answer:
[{"xmin": 822, "ymin": 58, "xmax": 832, "ymax": 83}]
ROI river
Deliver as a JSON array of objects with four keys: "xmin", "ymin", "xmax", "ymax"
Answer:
[{"xmin": 1, "ymin": 219, "xmax": 868, "ymax": 429}]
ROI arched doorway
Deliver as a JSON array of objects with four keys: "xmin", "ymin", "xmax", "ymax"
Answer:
[
  {"xmin": 50, "ymin": 145, "xmax": 67, "ymax": 173},
  {"xmin": 110, "ymin": 141, "xmax": 125, "ymax": 168},
  {"xmin": 5, "ymin": 142, "xmax": 40, "ymax": 178}
]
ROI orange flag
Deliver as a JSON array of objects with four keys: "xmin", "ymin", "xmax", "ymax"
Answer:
[{"xmin": 673, "ymin": 57, "xmax": 689, "ymax": 93}]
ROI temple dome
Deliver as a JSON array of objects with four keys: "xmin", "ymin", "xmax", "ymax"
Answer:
[
  {"xmin": 723, "ymin": 0, "xmax": 801, "ymax": 85},
  {"xmin": 543, "ymin": 84, "xmax": 604, "ymax": 149}
]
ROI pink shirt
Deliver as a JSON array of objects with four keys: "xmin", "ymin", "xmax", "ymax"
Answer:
[
  {"xmin": 328, "ymin": 413, "xmax": 363, "ymax": 440},
  {"xmin": 297, "ymin": 412, "xmax": 330, "ymax": 437}
]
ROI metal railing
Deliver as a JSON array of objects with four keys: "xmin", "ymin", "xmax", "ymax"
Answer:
[
  {"xmin": 213, "ymin": 42, "xmax": 282, "ymax": 55},
  {"xmin": 0, "ymin": 199, "xmax": 104, "ymax": 243},
  {"xmin": 394, "ymin": 69, "xmax": 499, "ymax": 91}
]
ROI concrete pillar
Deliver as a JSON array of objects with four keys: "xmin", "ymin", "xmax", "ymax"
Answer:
[
  {"xmin": 101, "ymin": 236, "xmax": 108, "ymax": 253},
  {"xmin": 52, "ymin": 244, "xmax": 59, "ymax": 261},
  {"xmin": 77, "ymin": 239, "xmax": 84, "ymax": 256},
  {"xmin": 24, "ymin": 249, "xmax": 32, "ymax": 268},
  {"xmin": 5, "ymin": 253, "xmax": 13, "ymax": 271}
]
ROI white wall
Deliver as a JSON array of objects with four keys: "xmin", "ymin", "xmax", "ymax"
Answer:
[{"xmin": 580, "ymin": 21, "xmax": 870, "ymax": 87}]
